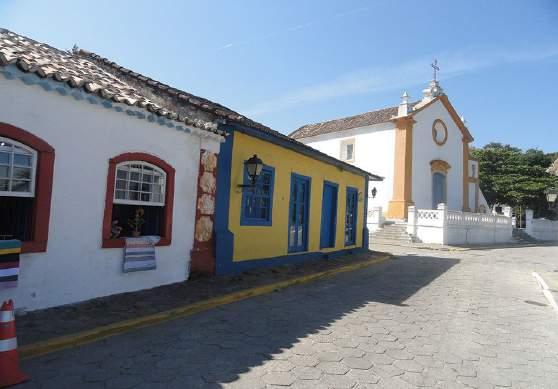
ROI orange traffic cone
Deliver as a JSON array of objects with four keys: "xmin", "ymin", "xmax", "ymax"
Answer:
[{"xmin": 0, "ymin": 299, "xmax": 28, "ymax": 388}]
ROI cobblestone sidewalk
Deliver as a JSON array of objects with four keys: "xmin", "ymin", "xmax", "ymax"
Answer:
[{"xmin": 15, "ymin": 250, "xmax": 385, "ymax": 346}]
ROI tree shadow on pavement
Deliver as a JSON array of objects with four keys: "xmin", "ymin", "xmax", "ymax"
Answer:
[{"xmin": 21, "ymin": 254, "xmax": 459, "ymax": 388}]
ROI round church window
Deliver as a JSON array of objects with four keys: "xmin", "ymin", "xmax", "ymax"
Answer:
[{"xmin": 432, "ymin": 119, "xmax": 448, "ymax": 146}]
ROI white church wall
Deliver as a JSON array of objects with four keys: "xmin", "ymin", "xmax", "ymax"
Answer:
[
  {"xmin": 0, "ymin": 74, "xmax": 220, "ymax": 311},
  {"xmin": 411, "ymin": 100, "xmax": 464, "ymax": 211},
  {"xmin": 299, "ymin": 122, "xmax": 395, "ymax": 215}
]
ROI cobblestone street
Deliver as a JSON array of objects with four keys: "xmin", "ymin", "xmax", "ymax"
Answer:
[{"xmin": 19, "ymin": 245, "xmax": 558, "ymax": 388}]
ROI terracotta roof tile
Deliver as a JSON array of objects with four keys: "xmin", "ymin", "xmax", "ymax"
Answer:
[
  {"xmin": 290, "ymin": 103, "xmax": 419, "ymax": 139},
  {"xmin": 0, "ymin": 28, "xmax": 220, "ymax": 134},
  {"xmin": 76, "ymin": 48, "xmax": 381, "ymax": 178}
]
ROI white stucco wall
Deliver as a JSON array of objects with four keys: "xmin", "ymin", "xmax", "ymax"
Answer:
[
  {"xmin": 412, "ymin": 100, "xmax": 464, "ymax": 211},
  {"xmin": 298, "ymin": 123, "xmax": 395, "ymax": 213},
  {"xmin": 525, "ymin": 210, "xmax": 558, "ymax": 241},
  {"xmin": 0, "ymin": 74, "xmax": 220, "ymax": 311}
]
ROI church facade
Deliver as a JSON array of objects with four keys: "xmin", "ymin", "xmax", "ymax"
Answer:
[{"xmin": 290, "ymin": 79, "xmax": 489, "ymax": 221}]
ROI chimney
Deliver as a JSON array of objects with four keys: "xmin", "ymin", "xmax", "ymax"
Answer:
[{"xmin": 397, "ymin": 91, "xmax": 411, "ymax": 117}]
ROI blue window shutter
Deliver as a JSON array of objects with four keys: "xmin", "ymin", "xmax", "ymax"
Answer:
[{"xmin": 240, "ymin": 165, "xmax": 275, "ymax": 226}]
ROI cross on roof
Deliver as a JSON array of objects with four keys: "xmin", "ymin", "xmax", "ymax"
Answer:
[{"xmin": 431, "ymin": 59, "xmax": 440, "ymax": 81}]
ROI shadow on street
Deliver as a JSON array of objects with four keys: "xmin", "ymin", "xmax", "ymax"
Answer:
[{"xmin": 22, "ymin": 254, "xmax": 459, "ymax": 388}]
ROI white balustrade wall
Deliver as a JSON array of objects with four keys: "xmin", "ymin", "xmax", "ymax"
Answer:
[
  {"xmin": 525, "ymin": 209, "xmax": 558, "ymax": 241},
  {"xmin": 367, "ymin": 206, "xmax": 384, "ymax": 233},
  {"xmin": 368, "ymin": 203, "xmax": 513, "ymax": 245},
  {"xmin": 408, "ymin": 204, "xmax": 513, "ymax": 245},
  {"xmin": 408, "ymin": 206, "xmax": 446, "ymax": 244}
]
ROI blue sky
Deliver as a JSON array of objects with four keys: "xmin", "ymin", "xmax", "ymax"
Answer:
[{"xmin": 1, "ymin": 0, "xmax": 557, "ymax": 151}]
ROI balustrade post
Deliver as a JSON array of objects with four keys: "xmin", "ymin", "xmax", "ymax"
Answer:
[
  {"xmin": 407, "ymin": 206, "xmax": 417, "ymax": 237},
  {"xmin": 367, "ymin": 206, "xmax": 383, "ymax": 232},
  {"xmin": 437, "ymin": 203, "xmax": 448, "ymax": 244}
]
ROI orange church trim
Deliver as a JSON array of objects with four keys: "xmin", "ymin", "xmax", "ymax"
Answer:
[
  {"xmin": 439, "ymin": 95, "xmax": 474, "ymax": 143},
  {"xmin": 387, "ymin": 116, "xmax": 415, "ymax": 220},
  {"xmin": 462, "ymin": 142, "xmax": 470, "ymax": 211},
  {"xmin": 430, "ymin": 159, "xmax": 451, "ymax": 173},
  {"xmin": 432, "ymin": 119, "xmax": 448, "ymax": 146}
]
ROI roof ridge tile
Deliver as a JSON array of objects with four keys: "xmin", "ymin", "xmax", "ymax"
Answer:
[
  {"xmin": 0, "ymin": 28, "xmax": 221, "ymax": 134},
  {"xmin": 290, "ymin": 101, "xmax": 420, "ymax": 139}
]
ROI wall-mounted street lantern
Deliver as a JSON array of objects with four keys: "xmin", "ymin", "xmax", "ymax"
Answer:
[
  {"xmin": 545, "ymin": 187, "xmax": 558, "ymax": 208},
  {"xmin": 371, "ymin": 187, "xmax": 377, "ymax": 199},
  {"xmin": 238, "ymin": 154, "xmax": 264, "ymax": 188}
]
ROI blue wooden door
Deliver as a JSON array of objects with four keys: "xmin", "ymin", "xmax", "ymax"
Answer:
[
  {"xmin": 432, "ymin": 172, "xmax": 447, "ymax": 209},
  {"xmin": 345, "ymin": 187, "xmax": 358, "ymax": 245},
  {"xmin": 320, "ymin": 182, "xmax": 338, "ymax": 248},
  {"xmin": 289, "ymin": 174, "xmax": 310, "ymax": 253}
]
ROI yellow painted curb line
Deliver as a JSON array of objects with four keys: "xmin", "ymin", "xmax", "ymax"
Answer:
[{"xmin": 19, "ymin": 253, "xmax": 391, "ymax": 360}]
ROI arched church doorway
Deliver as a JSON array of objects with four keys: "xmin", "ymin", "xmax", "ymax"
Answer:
[{"xmin": 432, "ymin": 172, "xmax": 447, "ymax": 209}]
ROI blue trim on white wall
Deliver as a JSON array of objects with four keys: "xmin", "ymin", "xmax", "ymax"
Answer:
[{"xmin": 240, "ymin": 164, "xmax": 275, "ymax": 226}]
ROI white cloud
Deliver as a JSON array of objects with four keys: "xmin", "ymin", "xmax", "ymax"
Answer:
[{"xmin": 244, "ymin": 45, "xmax": 558, "ymax": 116}]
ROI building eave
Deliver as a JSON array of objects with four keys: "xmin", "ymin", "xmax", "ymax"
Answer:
[
  {"xmin": 223, "ymin": 121, "xmax": 383, "ymax": 181},
  {"xmin": 0, "ymin": 65, "xmax": 225, "ymax": 143}
]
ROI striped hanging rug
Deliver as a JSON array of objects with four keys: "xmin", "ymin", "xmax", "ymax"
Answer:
[
  {"xmin": 0, "ymin": 240, "xmax": 21, "ymax": 289},
  {"xmin": 123, "ymin": 236, "xmax": 160, "ymax": 273}
]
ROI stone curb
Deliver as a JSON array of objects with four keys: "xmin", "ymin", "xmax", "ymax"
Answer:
[
  {"xmin": 374, "ymin": 241, "xmax": 557, "ymax": 252},
  {"xmin": 532, "ymin": 272, "xmax": 558, "ymax": 314},
  {"xmin": 18, "ymin": 253, "xmax": 392, "ymax": 360},
  {"xmin": 372, "ymin": 242, "xmax": 468, "ymax": 252}
]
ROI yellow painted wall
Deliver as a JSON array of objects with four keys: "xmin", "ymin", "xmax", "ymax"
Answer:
[{"xmin": 229, "ymin": 132, "xmax": 366, "ymax": 261}]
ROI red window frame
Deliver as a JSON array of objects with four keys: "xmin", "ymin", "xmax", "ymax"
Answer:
[
  {"xmin": 102, "ymin": 152, "xmax": 175, "ymax": 248},
  {"xmin": 0, "ymin": 122, "xmax": 55, "ymax": 253}
]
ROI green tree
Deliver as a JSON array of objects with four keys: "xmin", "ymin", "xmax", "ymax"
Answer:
[{"xmin": 471, "ymin": 143, "xmax": 558, "ymax": 217}]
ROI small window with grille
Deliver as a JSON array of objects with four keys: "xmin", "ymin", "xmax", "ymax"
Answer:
[
  {"xmin": 340, "ymin": 139, "xmax": 355, "ymax": 162},
  {"xmin": 112, "ymin": 161, "xmax": 167, "ymax": 238}
]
